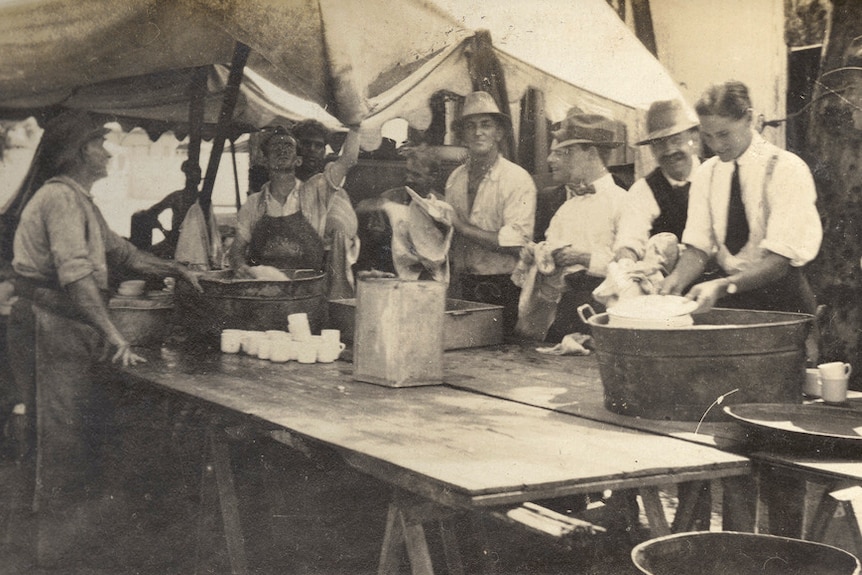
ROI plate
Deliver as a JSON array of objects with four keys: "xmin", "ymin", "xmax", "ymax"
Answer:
[
  {"xmin": 724, "ymin": 403, "xmax": 862, "ymax": 456},
  {"xmin": 607, "ymin": 294, "xmax": 699, "ymax": 320}
]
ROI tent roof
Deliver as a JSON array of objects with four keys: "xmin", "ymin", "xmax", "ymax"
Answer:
[{"xmin": 0, "ymin": 0, "xmax": 690, "ymax": 147}]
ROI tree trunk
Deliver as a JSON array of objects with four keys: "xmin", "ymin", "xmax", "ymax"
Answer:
[{"xmin": 806, "ymin": 0, "xmax": 862, "ymax": 386}]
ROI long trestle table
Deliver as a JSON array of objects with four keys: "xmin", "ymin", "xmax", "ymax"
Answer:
[{"xmin": 122, "ymin": 344, "xmax": 750, "ymax": 575}]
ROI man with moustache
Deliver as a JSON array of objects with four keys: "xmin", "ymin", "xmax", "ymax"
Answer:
[{"xmin": 629, "ymin": 99, "xmax": 700, "ymax": 241}]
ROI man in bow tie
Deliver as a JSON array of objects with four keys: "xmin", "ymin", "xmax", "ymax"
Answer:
[
  {"xmin": 518, "ymin": 108, "xmax": 649, "ymax": 341},
  {"xmin": 629, "ymin": 99, "xmax": 701, "ymax": 241}
]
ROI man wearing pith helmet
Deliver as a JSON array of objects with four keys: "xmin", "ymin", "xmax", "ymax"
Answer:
[
  {"xmin": 629, "ymin": 99, "xmax": 700, "ymax": 241},
  {"xmin": 517, "ymin": 108, "xmax": 648, "ymax": 342},
  {"xmin": 445, "ymin": 90, "xmax": 537, "ymax": 335}
]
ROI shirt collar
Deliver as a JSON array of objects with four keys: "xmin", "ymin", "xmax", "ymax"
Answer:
[
  {"xmin": 50, "ymin": 175, "xmax": 92, "ymax": 199},
  {"xmin": 731, "ymin": 130, "xmax": 765, "ymax": 168}
]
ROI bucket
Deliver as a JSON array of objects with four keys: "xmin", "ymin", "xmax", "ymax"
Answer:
[
  {"xmin": 582, "ymin": 307, "xmax": 813, "ymax": 421},
  {"xmin": 353, "ymin": 278, "xmax": 445, "ymax": 387},
  {"xmin": 632, "ymin": 532, "xmax": 861, "ymax": 575},
  {"xmin": 175, "ymin": 269, "xmax": 327, "ymax": 337}
]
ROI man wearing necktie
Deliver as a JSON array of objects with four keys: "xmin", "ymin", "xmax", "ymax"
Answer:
[
  {"xmin": 660, "ymin": 81, "xmax": 821, "ymax": 317},
  {"xmin": 629, "ymin": 99, "xmax": 701, "ymax": 241},
  {"xmin": 517, "ymin": 108, "xmax": 649, "ymax": 342},
  {"xmin": 660, "ymin": 81, "xmax": 822, "ymax": 538}
]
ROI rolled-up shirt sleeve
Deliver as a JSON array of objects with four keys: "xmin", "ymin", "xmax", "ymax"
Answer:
[
  {"xmin": 613, "ymin": 178, "xmax": 656, "ymax": 259},
  {"xmin": 41, "ymin": 190, "xmax": 100, "ymax": 286},
  {"xmin": 497, "ymin": 173, "xmax": 537, "ymax": 247},
  {"xmin": 760, "ymin": 155, "xmax": 822, "ymax": 266},
  {"xmin": 235, "ymin": 193, "xmax": 261, "ymax": 244}
]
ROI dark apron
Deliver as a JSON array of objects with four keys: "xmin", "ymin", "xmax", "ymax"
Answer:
[{"xmin": 248, "ymin": 207, "xmax": 325, "ymax": 271}]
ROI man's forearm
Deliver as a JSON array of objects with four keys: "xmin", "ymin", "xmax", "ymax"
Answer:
[
  {"xmin": 66, "ymin": 274, "xmax": 125, "ymax": 346},
  {"xmin": 671, "ymin": 246, "xmax": 709, "ymax": 287}
]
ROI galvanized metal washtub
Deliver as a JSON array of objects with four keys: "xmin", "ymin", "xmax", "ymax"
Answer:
[
  {"xmin": 632, "ymin": 532, "xmax": 861, "ymax": 575},
  {"xmin": 580, "ymin": 307, "xmax": 814, "ymax": 421},
  {"xmin": 175, "ymin": 269, "xmax": 327, "ymax": 337}
]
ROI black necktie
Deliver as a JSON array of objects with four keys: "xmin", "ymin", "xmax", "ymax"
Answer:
[{"xmin": 725, "ymin": 161, "xmax": 748, "ymax": 255}]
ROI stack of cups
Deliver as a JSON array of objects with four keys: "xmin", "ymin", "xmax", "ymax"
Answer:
[
  {"xmin": 218, "ymin": 314, "xmax": 345, "ymax": 366},
  {"xmin": 818, "ymin": 361, "xmax": 853, "ymax": 404}
]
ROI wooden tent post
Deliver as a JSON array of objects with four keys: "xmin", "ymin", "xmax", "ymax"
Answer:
[{"xmin": 200, "ymin": 41, "xmax": 251, "ymax": 224}]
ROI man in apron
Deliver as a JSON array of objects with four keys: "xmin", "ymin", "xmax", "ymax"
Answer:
[
  {"xmin": 6, "ymin": 110, "xmax": 203, "ymax": 566},
  {"xmin": 228, "ymin": 125, "xmax": 360, "ymax": 298},
  {"xmin": 660, "ymin": 80, "xmax": 823, "ymax": 538}
]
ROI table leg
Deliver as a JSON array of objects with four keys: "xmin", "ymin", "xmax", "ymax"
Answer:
[
  {"xmin": 439, "ymin": 517, "xmax": 466, "ymax": 575},
  {"xmin": 377, "ymin": 496, "xmax": 435, "ymax": 575},
  {"xmin": 208, "ymin": 428, "xmax": 249, "ymax": 575},
  {"xmin": 671, "ymin": 481, "xmax": 711, "ymax": 532},
  {"xmin": 639, "ymin": 487, "xmax": 671, "ymax": 537}
]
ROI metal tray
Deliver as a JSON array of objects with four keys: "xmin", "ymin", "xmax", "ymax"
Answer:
[{"xmin": 724, "ymin": 403, "xmax": 862, "ymax": 456}]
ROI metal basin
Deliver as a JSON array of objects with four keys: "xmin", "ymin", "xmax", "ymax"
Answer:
[
  {"xmin": 584, "ymin": 308, "xmax": 814, "ymax": 421},
  {"xmin": 175, "ymin": 268, "xmax": 327, "ymax": 336},
  {"xmin": 632, "ymin": 532, "xmax": 861, "ymax": 575}
]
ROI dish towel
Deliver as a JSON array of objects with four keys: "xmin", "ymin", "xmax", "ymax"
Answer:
[
  {"xmin": 592, "ymin": 232, "xmax": 680, "ymax": 308},
  {"xmin": 174, "ymin": 201, "xmax": 223, "ymax": 270},
  {"xmin": 511, "ymin": 241, "xmax": 584, "ymax": 341}
]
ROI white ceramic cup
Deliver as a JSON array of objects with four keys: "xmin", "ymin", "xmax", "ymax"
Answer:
[
  {"xmin": 288, "ymin": 313, "xmax": 312, "ymax": 341},
  {"xmin": 241, "ymin": 332, "xmax": 265, "ymax": 356},
  {"xmin": 220, "ymin": 329, "xmax": 244, "ymax": 354},
  {"xmin": 317, "ymin": 341, "xmax": 346, "ymax": 363},
  {"xmin": 296, "ymin": 338, "xmax": 318, "ymax": 364},
  {"xmin": 821, "ymin": 377, "xmax": 849, "ymax": 404},
  {"xmin": 269, "ymin": 340, "xmax": 291, "ymax": 363},
  {"xmin": 803, "ymin": 368, "xmax": 822, "ymax": 398},
  {"xmin": 320, "ymin": 329, "xmax": 341, "ymax": 346},
  {"xmin": 256, "ymin": 337, "xmax": 272, "ymax": 360},
  {"xmin": 819, "ymin": 361, "xmax": 853, "ymax": 380}
]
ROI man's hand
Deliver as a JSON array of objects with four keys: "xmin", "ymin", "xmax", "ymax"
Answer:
[
  {"xmin": 659, "ymin": 272, "xmax": 687, "ymax": 296},
  {"xmin": 178, "ymin": 266, "xmax": 204, "ymax": 293},
  {"xmin": 518, "ymin": 243, "xmax": 536, "ymax": 266},
  {"xmin": 233, "ymin": 264, "xmax": 255, "ymax": 279},
  {"xmin": 682, "ymin": 278, "xmax": 730, "ymax": 314},
  {"xmin": 111, "ymin": 340, "xmax": 147, "ymax": 367}
]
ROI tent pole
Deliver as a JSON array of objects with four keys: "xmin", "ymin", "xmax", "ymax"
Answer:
[
  {"xmin": 200, "ymin": 41, "xmax": 250, "ymax": 225},
  {"xmin": 187, "ymin": 66, "xmax": 208, "ymax": 171},
  {"xmin": 230, "ymin": 139, "xmax": 242, "ymax": 212}
]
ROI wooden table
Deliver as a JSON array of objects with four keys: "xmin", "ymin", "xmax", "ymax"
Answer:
[
  {"xmin": 122, "ymin": 345, "xmax": 750, "ymax": 575},
  {"xmin": 443, "ymin": 345, "xmax": 862, "ymax": 546}
]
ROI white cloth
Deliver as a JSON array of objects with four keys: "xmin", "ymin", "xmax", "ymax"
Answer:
[
  {"xmin": 511, "ymin": 241, "xmax": 579, "ymax": 341},
  {"xmin": 384, "ymin": 197, "xmax": 454, "ymax": 283},
  {"xmin": 592, "ymin": 232, "xmax": 680, "ymax": 307},
  {"xmin": 682, "ymin": 131, "xmax": 822, "ymax": 272},
  {"xmin": 174, "ymin": 201, "xmax": 223, "ymax": 269},
  {"xmin": 444, "ymin": 155, "xmax": 536, "ymax": 275},
  {"xmin": 544, "ymin": 173, "xmax": 648, "ymax": 277}
]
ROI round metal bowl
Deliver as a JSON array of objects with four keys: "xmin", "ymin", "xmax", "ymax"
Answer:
[
  {"xmin": 108, "ymin": 295, "xmax": 174, "ymax": 348},
  {"xmin": 632, "ymin": 532, "xmax": 861, "ymax": 575},
  {"xmin": 175, "ymin": 268, "xmax": 327, "ymax": 336}
]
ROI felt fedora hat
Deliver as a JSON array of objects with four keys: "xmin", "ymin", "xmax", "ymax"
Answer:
[
  {"xmin": 635, "ymin": 99, "xmax": 699, "ymax": 145},
  {"xmin": 453, "ymin": 91, "xmax": 509, "ymax": 134},
  {"xmin": 551, "ymin": 109, "xmax": 623, "ymax": 148},
  {"xmin": 405, "ymin": 187, "xmax": 452, "ymax": 264}
]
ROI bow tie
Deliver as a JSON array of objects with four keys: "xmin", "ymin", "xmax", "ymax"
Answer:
[{"xmin": 566, "ymin": 183, "xmax": 595, "ymax": 198}]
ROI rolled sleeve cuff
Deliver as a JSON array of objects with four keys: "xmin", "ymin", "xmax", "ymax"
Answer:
[
  {"xmin": 498, "ymin": 225, "xmax": 529, "ymax": 247},
  {"xmin": 56, "ymin": 261, "xmax": 95, "ymax": 287},
  {"xmin": 760, "ymin": 239, "xmax": 818, "ymax": 267}
]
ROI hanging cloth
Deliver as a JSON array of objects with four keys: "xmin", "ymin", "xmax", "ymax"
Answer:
[{"xmin": 248, "ymin": 199, "xmax": 325, "ymax": 271}]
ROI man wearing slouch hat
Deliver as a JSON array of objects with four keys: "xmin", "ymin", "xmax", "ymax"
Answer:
[{"xmin": 444, "ymin": 91, "xmax": 537, "ymax": 335}]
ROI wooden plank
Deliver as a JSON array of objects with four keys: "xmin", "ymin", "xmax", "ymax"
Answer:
[
  {"xmin": 639, "ymin": 486, "xmax": 671, "ymax": 537},
  {"xmin": 209, "ymin": 429, "xmax": 249, "ymax": 575}
]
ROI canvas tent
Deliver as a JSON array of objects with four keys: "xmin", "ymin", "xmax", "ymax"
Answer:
[{"xmin": 0, "ymin": 0, "xmax": 690, "ymax": 161}]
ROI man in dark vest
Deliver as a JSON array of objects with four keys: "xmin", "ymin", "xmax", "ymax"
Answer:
[{"xmin": 629, "ymin": 99, "xmax": 700, "ymax": 241}]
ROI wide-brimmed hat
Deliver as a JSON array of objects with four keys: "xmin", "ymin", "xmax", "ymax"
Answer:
[
  {"xmin": 452, "ymin": 91, "xmax": 509, "ymax": 135},
  {"xmin": 405, "ymin": 187, "xmax": 452, "ymax": 264},
  {"xmin": 551, "ymin": 109, "xmax": 623, "ymax": 148},
  {"xmin": 42, "ymin": 110, "xmax": 111, "ymax": 172},
  {"xmin": 259, "ymin": 124, "xmax": 296, "ymax": 153},
  {"xmin": 635, "ymin": 100, "xmax": 699, "ymax": 145}
]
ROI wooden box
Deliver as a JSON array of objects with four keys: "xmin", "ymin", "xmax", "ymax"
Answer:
[
  {"xmin": 329, "ymin": 298, "xmax": 503, "ymax": 350},
  {"xmin": 352, "ymin": 279, "xmax": 445, "ymax": 387}
]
